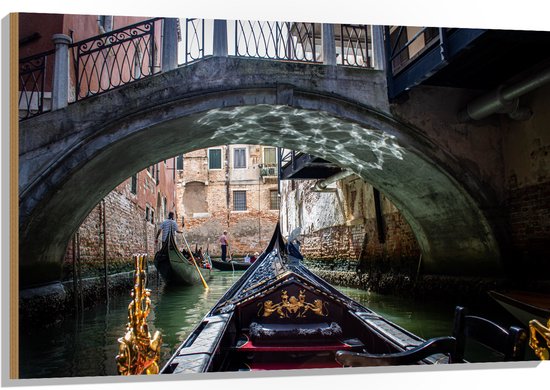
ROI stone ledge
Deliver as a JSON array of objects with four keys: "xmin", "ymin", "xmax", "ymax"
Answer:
[{"xmin": 19, "ymin": 266, "xmax": 160, "ymax": 322}]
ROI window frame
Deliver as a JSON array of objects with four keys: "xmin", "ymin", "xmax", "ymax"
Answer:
[
  {"xmin": 130, "ymin": 173, "xmax": 137, "ymax": 194},
  {"xmin": 233, "ymin": 147, "xmax": 247, "ymax": 169},
  {"xmin": 208, "ymin": 148, "xmax": 223, "ymax": 170},
  {"xmin": 263, "ymin": 146, "xmax": 277, "ymax": 166},
  {"xmin": 176, "ymin": 155, "xmax": 184, "ymax": 170},
  {"xmin": 269, "ymin": 189, "xmax": 280, "ymax": 210},
  {"xmin": 233, "ymin": 190, "xmax": 247, "ymax": 211}
]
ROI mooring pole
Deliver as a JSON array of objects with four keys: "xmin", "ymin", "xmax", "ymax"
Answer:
[
  {"xmin": 102, "ymin": 200, "xmax": 109, "ymax": 305},
  {"xmin": 72, "ymin": 234, "xmax": 78, "ymax": 312}
]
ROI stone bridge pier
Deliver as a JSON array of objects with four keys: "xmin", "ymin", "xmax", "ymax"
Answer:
[{"xmin": 19, "ymin": 56, "xmax": 505, "ymax": 288}]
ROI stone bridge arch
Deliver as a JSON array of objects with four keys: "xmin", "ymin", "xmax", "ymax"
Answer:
[{"xmin": 19, "ymin": 57, "xmax": 502, "ymax": 287}]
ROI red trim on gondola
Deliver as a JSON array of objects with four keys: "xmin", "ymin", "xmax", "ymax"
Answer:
[
  {"xmin": 245, "ymin": 361, "xmax": 343, "ymax": 370},
  {"xmin": 237, "ymin": 339, "xmax": 353, "ymax": 352}
]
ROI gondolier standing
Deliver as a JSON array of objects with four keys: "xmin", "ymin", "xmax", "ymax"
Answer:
[
  {"xmin": 155, "ymin": 212, "xmax": 183, "ymax": 245},
  {"xmin": 219, "ymin": 230, "xmax": 229, "ymax": 262}
]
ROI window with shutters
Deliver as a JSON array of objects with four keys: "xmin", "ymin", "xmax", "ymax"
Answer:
[
  {"xmin": 208, "ymin": 148, "xmax": 222, "ymax": 169},
  {"xmin": 263, "ymin": 147, "xmax": 277, "ymax": 165},
  {"xmin": 233, "ymin": 147, "xmax": 246, "ymax": 169},
  {"xmin": 130, "ymin": 174, "xmax": 137, "ymax": 194}
]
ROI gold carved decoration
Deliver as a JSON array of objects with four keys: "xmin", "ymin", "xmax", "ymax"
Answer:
[
  {"xmin": 529, "ymin": 318, "xmax": 550, "ymax": 360},
  {"xmin": 116, "ymin": 254, "xmax": 162, "ymax": 375},
  {"xmin": 258, "ymin": 290, "xmax": 328, "ymax": 318}
]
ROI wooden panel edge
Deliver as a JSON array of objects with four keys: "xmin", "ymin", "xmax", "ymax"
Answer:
[{"xmin": 10, "ymin": 12, "xmax": 19, "ymax": 380}]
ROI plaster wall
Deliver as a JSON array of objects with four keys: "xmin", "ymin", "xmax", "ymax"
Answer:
[
  {"xmin": 280, "ymin": 176, "xmax": 420, "ymax": 272},
  {"xmin": 391, "ymin": 82, "xmax": 550, "ymax": 274},
  {"xmin": 390, "ymin": 85, "xmax": 506, "ymax": 203}
]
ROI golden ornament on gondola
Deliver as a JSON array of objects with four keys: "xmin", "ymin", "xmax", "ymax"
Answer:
[
  {"xmin": 529, "ymin": 318, "xmax": 550, "ymax": 360},
  {"xmin": 258, "ymin": 289, "xmax": 329, "ymax": 318},
  {"xmin": 116, "ymin": 254, "xmax": 162, "ymax": 375}
]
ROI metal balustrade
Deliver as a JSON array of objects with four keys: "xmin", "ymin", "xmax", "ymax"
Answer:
[
  {"xmin": 340, "ymin": 24, "xmax": 371, "ymax": 67},
  {"xmin": 18, "ymin": 17, "xmax": 374, "ymax": 121},
  {"xmin": 385, "ymin": 26, "xmax": 446, "ymax": 76},
  {"xmin": 18, "ymin": 49, "xmax": 54, "ymax": 120},
  {"xmin": 184, "ymin": 18, "xmax": 205, "ymax": 64},
  {"xmin": 73, "ymin": 18, "xmax": 162, "ymax": 100},
  {"xmin": 235, "ymin": 21, "xmax": 319, "ymax": 62}
]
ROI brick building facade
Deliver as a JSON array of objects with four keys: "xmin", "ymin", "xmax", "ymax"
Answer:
[
  {"xmin": 63, "ymin": 159, "xmax": 179, "ymax": 279},
  {"xmin": 175, "ymin": 144, "xmax": 280, "ymax": 258},
  {"xmin": 62, "ymin": 142, "xmax": 281, "ymax": 279}
]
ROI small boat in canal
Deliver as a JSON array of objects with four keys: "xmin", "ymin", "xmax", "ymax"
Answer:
[
  {"xmin": 159, "ymin": 223, "xmax": 453, "ymax": 374},
  {"xmin": 489, "ymin": 290, "xmax": 550, "ymax": 326},
  {"xmin": 153, "ymin": 231, "xmax": 212, "ymax": 286},
  {"xmin": 211, "ymin": 258, "xmax": 252, "ymax": 271}
]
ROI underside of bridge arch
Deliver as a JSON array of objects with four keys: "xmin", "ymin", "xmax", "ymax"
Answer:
[{"xmin": 19, "ymin": 76, "xmax": 503, "ymax": 288}]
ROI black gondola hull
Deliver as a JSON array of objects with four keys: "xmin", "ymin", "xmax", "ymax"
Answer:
[
  {"xmin": 211, "ymin": 259, "xmax": 251, "ymax": 271},
  {"xmin": 153, "ymin": 232, "xmax": 211, "ymax": 286},
  {"xmin": 161, "ymin": 223, "xmax": 447, "ymax": 374}
]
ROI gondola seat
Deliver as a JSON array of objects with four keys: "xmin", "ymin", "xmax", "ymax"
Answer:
[
  {"xmin": 451, "ymin": 306, "xmax": 527, "ymax": 362},
  {"xmin": 335, "ymin": 336, "xmax": 456, "ymax": 366},
  {"xmin": 335, "ymin": 305, "xmax": 529, "ymax": 367},
  {"xmin": 236, "ymin": 321, "xmax": 363, "ymax": 353},
  {"xmin": 249, "ymin": 321, "xmax": 343, "ymax": 344}
]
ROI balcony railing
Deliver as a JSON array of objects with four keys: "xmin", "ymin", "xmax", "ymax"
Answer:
[
  {"xmin": 385, "ymin": 26, "xmax": 444, "ymax": 76},
  {"xmin": 260, "ymin": 164, "xmax": 278, "ymax": 177}
]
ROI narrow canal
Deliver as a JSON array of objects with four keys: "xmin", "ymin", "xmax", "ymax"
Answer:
[{"xmin": 18, "ymin": 269, "xmax": 526, "ymax": 379}]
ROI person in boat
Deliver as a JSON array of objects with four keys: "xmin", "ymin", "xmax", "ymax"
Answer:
[
  {"xmin": 287, "ymin": 227, "xmax": 303, "ymax": 263},
  {"xmin": 219, "ymin": 230, "xmax": 229, "ymax": 262},
  {"xmin": 250, "ymin": 252, "xmax": 259, "ymax": 263},
  {"xmin": 195, "ymin": 247, "xmax": 209, "ymax": 268},
  {"xmin": 197, "ymin": 248, "xmax": 212, "ymax": 269},
  {"xmin": 155, "ymin": 212, "xmax": 183, "ymax": 246}
]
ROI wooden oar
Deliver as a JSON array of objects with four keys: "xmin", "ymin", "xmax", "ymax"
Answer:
[
  {"xmin": 227, "ymin": 243, "xmax": 234, "ymax": 272},
  {"xmin": 205, "ymin": 242, "xmax": 213, "ymax": 268},
  {"xmin": 181, "ymin": 232, "xmax": 209, "ymax": 290}
]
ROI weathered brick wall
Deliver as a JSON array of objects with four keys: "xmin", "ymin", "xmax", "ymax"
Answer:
[
  {"xmin": 63, "ymin": 158, "xmax": 177, "ymax": 280},
  {"xmin": 281, "ymin": 177, "xmax": 420, "ymax": 274},
  {"xmin": 503, "ymin": 83, "xmax": 550, "ymax": 276},
  {"xmin": 506, "ymin": 182, "xmax": 550, "ymax": 274},
  {"xmin": 63, "ymin": 187, "xmax": 158, "ymax": 280},
  {"xmin": 301, "ymin": 212, "xmax": 420, "ymax": 272},
  {"xmin": 176, "ymin": 145, "xmax": 280, "ymax": 257}
]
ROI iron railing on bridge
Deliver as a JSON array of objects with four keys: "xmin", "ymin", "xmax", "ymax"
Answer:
[
  {"xmin": 183, "ymin": 19, "xmax": 372, "ymax": 66},
  {"xmin": 73, "ymin": 18, "xmax": 162, "ymax": 100},
  {"xmin": 18, "ymin": 49, "xmax": 55, "ymax": 120},
  {"xmin": 19, "ymin": 18, "xmax": 162, "ymax": 119},
  {"xmin": 235, "ymin": 21, "xmax": 320, "ymax": 63},
  {"xmin": 184, "ymin": 18, "xmax": 205, "ymax": 64},
  {"xmin": 340, "ymin": 24, "xmax": 371, "ymax": 67},
  {"xmin": 19, "ymin": 17, "xmax": 373, "ymax": 121}
]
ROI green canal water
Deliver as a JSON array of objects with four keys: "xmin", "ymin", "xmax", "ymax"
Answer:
[{"xmin": 18, "ymin": 269, "xmax": 526, "ymax": 379}]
